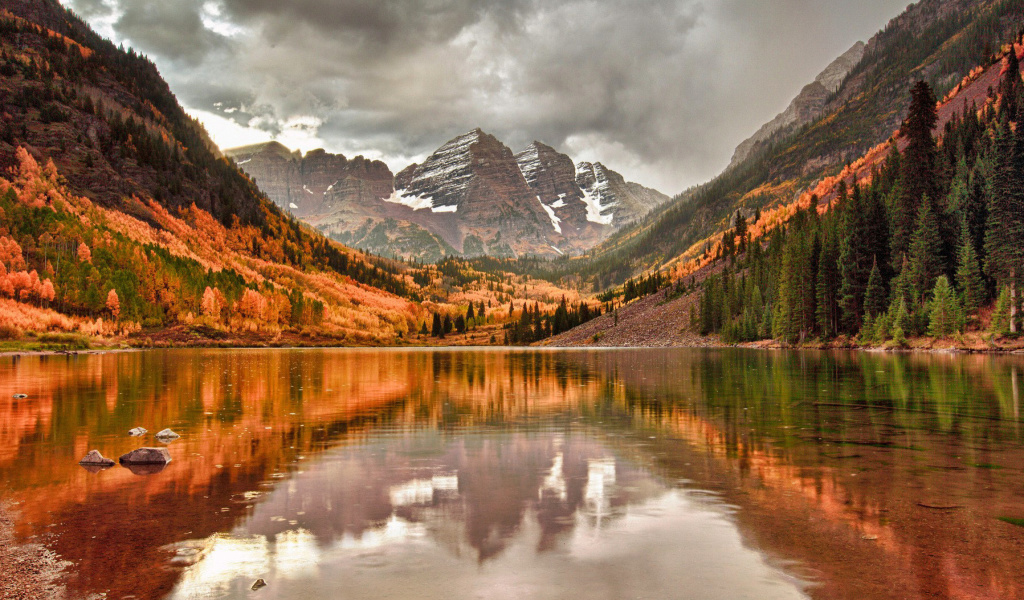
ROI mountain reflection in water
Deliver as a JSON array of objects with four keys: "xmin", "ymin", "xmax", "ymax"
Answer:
[{"xmin": 1, "ymin": 348, "xmax": 1023, "ymax": 600}]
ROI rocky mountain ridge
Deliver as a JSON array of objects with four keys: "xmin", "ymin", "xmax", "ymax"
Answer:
[
  {"xmin": 729, "ymin": 41, "xmax": 866, "ymax": 169},
  {"xmin": 227, "ymin": 131, "xmax": 669, "ymax": 261}
]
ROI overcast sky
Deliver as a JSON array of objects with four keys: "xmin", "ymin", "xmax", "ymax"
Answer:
[{"xmin": 65, "ymin": 0, "xmax": 911, "ymax": 194}]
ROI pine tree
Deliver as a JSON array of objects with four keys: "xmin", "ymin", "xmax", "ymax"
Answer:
[
  {"xmin": 928, "ymin": 276, "xmax": 961, "ymax": 337},
  {"xmin": 863, "ymin": 259, "xmax": 887, "ymax": 319},
  {"xmin": 1001, "ymin": 45, "xmax": 1020, "ymax": 119},
  {"xmin": 431, "ymin": 313, "xmax": 442, "ymax": 337},
  {"xmin": 892, "ymin": 81, "xmax": 939, "ymax": 267},
  {"xmin": 839, "ymin": 185, "xmax": 873, "ymax": 332},
  {"xmin": 984, "ymin": 122, "xmax": 1024, "ymax": 332},
  {"xmin": 815, "ymin": 224, "xmax": 841, "ymax": 338},
  {"xmin": 906, "ymin": 198, "xmax": 944, "ymax": 305},
  {"xmin": 955, "ymin": 220, "xmax": 985, "ymax": 315},
  {"xmin": 990, "ymin": 286, "xmax": 1012, "ymax": 335}
]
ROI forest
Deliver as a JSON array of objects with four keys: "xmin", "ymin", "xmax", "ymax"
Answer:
[{"xmin": 696, "ymin": 41, "xmax": 1024, "ymax": 346}]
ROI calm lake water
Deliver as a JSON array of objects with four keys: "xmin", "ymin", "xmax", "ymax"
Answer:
[{"xmin": 2, "ymin": 348, "xmax": 1024, "ymax": 600}]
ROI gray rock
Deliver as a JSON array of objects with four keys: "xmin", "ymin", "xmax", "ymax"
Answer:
[
  {"xmin": 155, "ymin": 428, "xmax": 180, "ymax": 440},
  {"xmin": 12, "ymin": 393, "xmax": 27, "ymax": 399},
  {"xmin": 128, "ymin": 427, "xmax": 147, "ymax": 437},
  {"xmin": 78, "ymin": 450, "xmax": 115, "ymax": 467},
  {"xmin": 119, "ymin": 447, "xmax": 172, "ymax": 465},
  {"xmin": 123, "ymin": 462, "xmax": 168, "ymax": 476}
]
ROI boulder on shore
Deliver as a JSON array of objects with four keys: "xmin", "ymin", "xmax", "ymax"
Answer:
[
  {"xmin": 119, "ymin": 447, "xmax": 171, "ymax": 465},
  {"xmin": 78, "ymin": 450, "xmax": 115, "ymax": 467},
  {"xmin": 128, "ymin": 427, "xmax": 147, "ymax": 437}
]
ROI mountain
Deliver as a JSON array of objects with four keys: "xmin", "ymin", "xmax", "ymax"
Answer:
[
  {"xmin": 227, "ymin": 141, "xmax": 394, "ymax": 217},
  {"xmin": 540, "ymin": 0, "xmax": 1020, "ymax": 290},
  {"xmin": 728, "ymin": 41, "xmax": 866, "ymax": 169},
  {"xmin": 227, "ymin": 131, "xmax": 669, "ymax": 261},
  {"xmin": 386, "ymin": 128, "xmax": 557, "ymax": 258},
  {"xmin": 0, "ymin": 0, "xmax": 582, "ymax": 347}
]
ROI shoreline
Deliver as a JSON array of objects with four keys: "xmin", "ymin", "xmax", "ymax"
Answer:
[
  {"xmin": 0, "ymin": 502, "xmax": 68, "ymax": 600},
  {"xmin": 1, "ymin": 340, "xmax": 1022, "ymax": 356}
]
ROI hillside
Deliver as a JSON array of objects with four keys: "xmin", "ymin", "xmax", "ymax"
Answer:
[
  {"xmin": 0, "ymin": 0, "xmax": 584, "ymax": 348},
  {"xmin": 550, "ymin": 33, "xmax": 1024, "ymax": 351},
  {"xmin": 537, "ymin": 0, "xmax": 1024, "ymax": 289}
]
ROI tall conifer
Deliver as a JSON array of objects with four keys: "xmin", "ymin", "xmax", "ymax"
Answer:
[{"xmin": 892, "ymin": 81, "xmax": 939, "ymax": 268}]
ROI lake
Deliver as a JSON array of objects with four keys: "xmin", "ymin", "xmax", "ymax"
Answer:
[{"xmin": 1, "ymin": 348, "xmax": 1023, "ymax": 599}]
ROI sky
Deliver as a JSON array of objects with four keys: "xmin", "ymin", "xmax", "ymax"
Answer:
[{"xmin": 65, "ymin": 0, "xmax": 911, "ymax": 195}]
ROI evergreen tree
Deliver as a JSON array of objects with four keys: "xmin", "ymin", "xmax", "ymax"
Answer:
[
  {"xmin": 816, "ymin": 224, "xmax": 841, "ymax": 338},
  {"xmin": 928, "ymin": 276, "xmax": 962, "ymax": 336},
  {"xmin": 892, "ymin": 81, "xmax": 939, "ymax": 267},
  {"xmin": 863, "ymin": 259, "xmax": 887, "ymax": 319},
  {"xmin": 984, "ymin": 122, "xmax": 1024, "ymax": 332},
  {"xmin": 955, "ymin": 220, "xmax": 985, "ymax": 315},
  {"xmin": 989, "ymin": 286, "xmax": 1012, "ymax": 335},
  {"xmin": 906, "ymin": 198, "xmax": 944, "ymax": 305},
  {"xmin": 1001, "ymin": 45, "xmax": 1020, "ymax": 119},
  {"xmin": 839, "ymin": 185, "xmax": 873, "ymax": 332},
  {"xmin": 431, "ymin": 313, "xmax": 442, "ymax": 337},
  {"xmin": 734, "ymin": 211, "xmax": 748, "ymax": 253}
]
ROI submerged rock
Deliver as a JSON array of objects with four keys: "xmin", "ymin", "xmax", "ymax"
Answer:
[
  {"xmin": 155, "ymin": 428, "xmax": 180, "ymax": 441},
  {"xmin": 251, "ymin": 579, "xmax": 267, "ymax": 591},
  {"xmin": 78, "ymin": 450, "xmax": 115, "ymax": 468},
  {"xmin": 123, "ymin": 462, "xmax": 169, "ymax": 476},
  {"xmin": 128, "ymin": 427, "xmax": 147, "ymax": 437},
  {"xmin": 119, "ymin": 447, "xmax": 171, "ymax": 465}
]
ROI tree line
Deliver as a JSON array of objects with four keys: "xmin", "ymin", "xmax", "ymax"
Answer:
[{"xmin": 698, "ymin": 45, "xmax": 1024, "ymax": 345}]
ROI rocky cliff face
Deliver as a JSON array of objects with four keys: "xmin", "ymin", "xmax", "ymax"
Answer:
[
  {"xmin": 228, "ymin": 130, "xmax": 669, "ymax": 260},
  {"xmin": 386, "ymin": 129, "xmax": 558, "ymax": 257},
  {"xmin": 729, "ymin": 41, "xmax": 866, "ymax": 169},
  {"xmin": 227, "ymin": 142, "xmax": 393, "ymax": 217},
  {"xmin": 515, "ymin": 142, "xmax": 609, "ymax": 252},
  {"xmin": 576, "ymin": 161, "xmax": 669, "ymax": 227}
]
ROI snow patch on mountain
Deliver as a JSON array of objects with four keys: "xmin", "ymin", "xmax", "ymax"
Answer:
[
  {"xmin": 539, "ymin": 197, "xmax": 562, "ymax": 233},
  {"xmin": 577, "ymin": 162, "xmax": 616, "ymax": 225},
  {"xmin": 399, "ymin": 130, "xmax": 480, "ymax": 207},
  {"xmin": 384, "ymin": 189, "xmax": 434, "ymax": 211}
]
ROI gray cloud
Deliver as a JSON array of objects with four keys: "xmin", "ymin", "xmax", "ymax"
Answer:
[{"xmin": 66, "ymin": 0, "xmax": 910, "ymax": 193}]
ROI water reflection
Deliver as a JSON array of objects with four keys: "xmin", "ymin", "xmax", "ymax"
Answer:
[{"xmin": 0, "ymin": 349, "xmax": 1023, "ymax": 599}]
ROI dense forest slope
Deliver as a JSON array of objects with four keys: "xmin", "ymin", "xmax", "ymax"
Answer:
[
  {"xmin": 549, "ymin": 34, "xmax": 1024, "ymax": 350},
  {"xmin": 0, "ymin": 0, "xmax": 590, "ymax": 347},
  {"xmin": 539, "ymin": 0, "xmax": 1024, "ymax": 291}
]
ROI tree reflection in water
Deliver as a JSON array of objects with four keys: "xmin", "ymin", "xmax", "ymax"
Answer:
[{"xmin": 0, "ymin": 349, "xmax": 1022, "ymax": 599}]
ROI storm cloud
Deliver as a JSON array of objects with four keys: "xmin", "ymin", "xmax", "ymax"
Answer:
[{"xmin": 66, "ymin": 0, "xmax": 910, "ymax": 193}]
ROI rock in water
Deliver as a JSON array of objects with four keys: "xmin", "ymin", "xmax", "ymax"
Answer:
[
  {"xmin": 122, "ymin": 463, "xmax": 168, "ymax": 476},
  {"xmin": 155, "ymin": 428, "xmax": 180, "ymax": 440},
  {"xmin": 12, "ymin": 393, "xmax": 27, "ymax": 399},
  {"xmin": 251, "ymin": 579, "xmax": 267, "ymax": 591},
  {"xmin": 119, "ymin": 447, "xmax": 171, "ymax": 465},
  {"xmin": 128, "ymin": 427, "xmax": 147, "ymax": 437},
  {"xmin": 78, "ymin": 450, "xmax": 115, "ymax": 467}
]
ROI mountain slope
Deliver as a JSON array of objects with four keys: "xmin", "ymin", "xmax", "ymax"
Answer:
[
  {"xmin": 552, "ymin": 0, "xmax": 1022, "ymax": 290},
  {"xmin": 728, "ymin": 41, "xmax": 866, "ymax": 169}
]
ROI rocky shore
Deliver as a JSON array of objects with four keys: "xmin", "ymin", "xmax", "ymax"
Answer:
[{"xmin": 0, "ymin": 502, "xmax": 67, "ymax": 600}]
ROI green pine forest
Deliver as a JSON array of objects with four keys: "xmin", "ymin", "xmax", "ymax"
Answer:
[{"xmin": 696, "ymin": 49, "xmax": 1024, "ymax": 346}]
